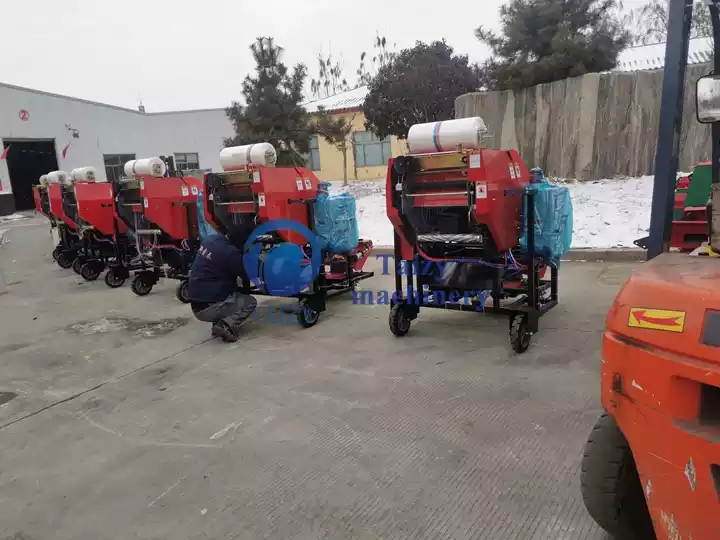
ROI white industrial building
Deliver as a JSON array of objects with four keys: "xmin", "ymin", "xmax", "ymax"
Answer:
[{"xmin": 0, "ymin": 82, "xmax": 230, "ymax": 215}]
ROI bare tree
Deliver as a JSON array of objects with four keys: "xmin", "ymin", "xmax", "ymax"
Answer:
[
  {"xmin": 628, "ymin": 0, "xmax": 712, "ymax": 45},
  {"xmin": 310, "ymin": 106, "xmax": 355, "ymax": 185}
]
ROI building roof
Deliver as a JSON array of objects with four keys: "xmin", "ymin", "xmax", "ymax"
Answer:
[
  {"xmin": 614, "ymin": 37, "xmax": 713, "ymax": 72},
  {"xmin": 0, "ymin": 81, "xmax": 226, "ymax": 116},
  {"xmin": 302, "ymin": 86, "xmax": 369, "ymax": 114}
]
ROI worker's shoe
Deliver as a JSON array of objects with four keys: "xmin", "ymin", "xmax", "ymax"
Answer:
[{"xmin": 211, "ymin": 321, "xmax": 238, "ymax": 343}]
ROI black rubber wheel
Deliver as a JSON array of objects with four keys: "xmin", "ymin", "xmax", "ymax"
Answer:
[
  {"xmin": 52, "ymin": 247, "xmax": 61, "ymax": 261},
  {"xmin": 80, "ymin": 261, "xmax": 102, "ymax": 281},
  {"xmin": 56, "ymin": 252, "xmax": 74, "ymax": 269},
  {"xmin": 581, "ymin": 413, "xmax": 656, "ymax": 540},
  {"xmin": 296, "ymin": 300, "xmax": 320, "ymax": 328},
  {"xmin": 72, "ymin": 257, "xmax": 84, "ymax": 275},
  {"xmin": 131, "ymin": 273, "xmax": 154, "ymax": 296},
  {"xmin": 175, "ymin": 280, "xmax": 191, "ymax": 303},
  {"xmin": 510, "ymin": 314, "xmax": 531, "ymax": 353},
  {"xmin": 389, "ymin": 304, "xmax": 411, "ymax": 337},
  {"xmin": 104, "ymin": 268, "xmax": 126, "ymax": 288}
]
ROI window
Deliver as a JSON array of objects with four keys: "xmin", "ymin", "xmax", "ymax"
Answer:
[
  {"xmin": 103, "ymin": 154, "xmax": 136, "ymax": 183},
  {"xmin": 307, "ymin": 136, "xmax": 321, "ymax": 171},
  {"xmin": 174, "ymin": 153, "xmax": 200, "ymax": 171},
  {"xmin": 354, "ymin": 131, "xmax": 391, "ymax": 167}
]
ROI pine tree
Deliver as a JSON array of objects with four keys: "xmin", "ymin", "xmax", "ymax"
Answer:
[
  {"xmin": 477, "ymin": 0, "xmax": 631, "ymax": 90},
  {"xmin": 363, "ymin": 40, "xmax": 479, "ymax": 140},
  {"xmin": 225, "ymin": 37, "xmax": 310, "ymax": 166}
]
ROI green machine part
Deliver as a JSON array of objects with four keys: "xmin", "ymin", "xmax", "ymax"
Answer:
[{"xmin": 685, "ymin": 163, "xmax": 713, "ymax": 208}]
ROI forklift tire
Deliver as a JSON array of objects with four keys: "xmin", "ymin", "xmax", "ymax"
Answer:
[
  {"xmin": 80, "ymin": 261, "xmax": 102, "ymax": 282},
  {"xmin": 296, "ymin": 299, "xmax": 320, "ymax": 328},
  {"xmin": 56, "ymin": 252, "xmax": 74, "ymax": 269},
  {"xmin": 581, "ymin": 413, "xmax": 656, "ymax": 540},
  {"xmin": 389, "ymin": 304, "xmax": 411, "ymax": 337},
  {"xmin": 52, "ymin": 247, "xmax": 61, "ymax": 261},
  {"xmin": 72, "ymin": 257, "xmax": 84, "ymax": 275},
  {"xmin": 509, "ymin": 314, "xmax": 531, "ymax": 353},
  {"xmin": 175, "ymin": 280, "xmax": 191, "ymax": 304},
  {"xmin": 104, "ymin": 268, "xmax": 126, "ymax": 288},
  {"xmin": 131, "ymin": 273, "xmax": 154, "ymax": 297}
]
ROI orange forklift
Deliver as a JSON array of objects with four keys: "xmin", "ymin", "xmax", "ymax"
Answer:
[{"xmin": 580, "ymin": 1, "xmax": 720, "ymax": 538}]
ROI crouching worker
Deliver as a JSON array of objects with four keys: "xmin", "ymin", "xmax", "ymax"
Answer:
[{"xmin": 188, "ymin": 224, "xmax": 257, "ymax": 342}]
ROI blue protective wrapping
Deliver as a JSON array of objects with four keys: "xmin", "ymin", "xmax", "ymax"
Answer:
[
  {"xmin": 195, "ymin": 188, "xmax": 216, "ymax": 240},
  {"xmin": 520, "ymin": 169, "xmax": 573, "ymax": 261},
  {"xmin": 313, "ymin": 182, "xmax": 360, "ymax": 254}
]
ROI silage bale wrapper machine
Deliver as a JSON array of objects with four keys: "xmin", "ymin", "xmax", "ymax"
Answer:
[
  {"xmin": 386, "ymin": 118, "xmax": 573, "ymax": 352},
  {"xmin": 113, "ymin": 157, "xmax": 203, "ymax": 300},
  {"xmin": 202, "ymin": 143, "xmax": 374, "ymax": 328},
  {"xmin": 45, "ymin": 170, "xmax": 84, "ymax": 270}
]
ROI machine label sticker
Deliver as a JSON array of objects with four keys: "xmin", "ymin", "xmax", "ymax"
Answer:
[
  {"xmin": 296, "ymin": 179, "xmax": 304, "ymax": 191},
  {"xmin": 139, "ymin": 180, "xmax": 145, "ymax": 190},
  {"xmin": 469, "ymin": 154, "xmax": 481, "ymax": 169},
  {"xmin": 191, "ymin": 186, "xmax": 198, "ymax": 196},
  {"xmin": 508, "ymin": 164, "xmax": 516, "ymax": 179},
  {"xmin": 629, "ymin": 308, "xmax": 686, "ymax": 333},
  {"xmin": 258, "ymin": 194, "xmax": 266, "ymax": 207},
  {"xmin": 304, "ymin": 178, "xmax": 312, "ymax": 190},
  {"xmin": 143, "ymin": 197, "xmax": 148, "ymax": 208},
  {"xmin": 515, "ymin": 164, "xmax": 521, "ymax": 177},
  {"xmin": 253, "ymin": 171, "xmax": 261, "ymax": 183},
  {"xmin": 181, "ymin": 186, "xmax": 189, "ymax": 196},
  {"xmin": 476, "ymin": 182, "xmax": 488, "ymax": 199},
  {"xmin": 208, "ymin": 193, "xmax": 214, "ymax": 201}
]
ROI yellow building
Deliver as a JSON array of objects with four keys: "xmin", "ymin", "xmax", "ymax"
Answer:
[{"xmin": 303, "ymin": 86, "xmax": 406, "ymax": 183}]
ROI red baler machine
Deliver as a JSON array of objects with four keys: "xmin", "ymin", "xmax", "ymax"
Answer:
[{"xmin": 386, "ymin": 118, "xmax": 558, "ymax": 353}]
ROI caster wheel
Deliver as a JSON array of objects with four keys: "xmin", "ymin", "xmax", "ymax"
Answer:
[
  {"xmin": 510, "ymin": 314, "xmax": 531, "ymax": 353},
  {"xmin": 56, "ymin": 252, "xmax": 74, "ymax": 269},
  {"xmin": 296, "ymin": 300, "xmax": 320, "ymax": 328},
  {"xmin": 131, "ymin": 273, "xmax": 154, "ymax": 296},
  {"xmin": 52, "ymin": 247, "xmax": 61, "ymax": 261},
  {"xmin": 80, "ymin": 261, "xmax": 103, "ymax": 281},
  {"xmin": 389, "ymin": 304, "xmax": 411, "ymax": 337},
  {"xmin": 72, "ymin": 257, "xmax": 84, "ymax": 275},
  {"xmin": 175, "ymin": 280, "xmax": 191, "ymax": 303},
  {"xmin": 104, "ymin": 268, "xmax": 126, "ymax": 288}
]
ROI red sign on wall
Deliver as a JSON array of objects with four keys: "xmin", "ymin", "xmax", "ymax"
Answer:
[{"xmin": 18, "ymin": 109, "xmax": 29, "ymax": 121}]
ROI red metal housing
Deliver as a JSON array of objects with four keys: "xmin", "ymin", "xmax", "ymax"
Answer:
[
  {"xmin": 48, "ymin": 183, "xmax": 79, "ymax": 229},
  {"xmin": 386, "ymin": 149, "xmax": 530, "ymax": 258},
  {"xmin": 75, "ymin": 182, "xmax": 125, "ymax": 236}
]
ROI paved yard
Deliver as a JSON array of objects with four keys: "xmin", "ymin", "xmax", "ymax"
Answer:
[{"xmin": 0, "ymin": 215, "xmax": 633, "ymax": 540}]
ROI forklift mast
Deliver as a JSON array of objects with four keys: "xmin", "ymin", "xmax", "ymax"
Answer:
[{"xmin": 648, "ymin": 0, "xmax": 720, "ymax": 259}]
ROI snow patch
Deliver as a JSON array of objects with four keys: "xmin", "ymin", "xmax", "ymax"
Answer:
[{"xmin": 345, "ymin": 176, "xmax": 656, "ymax": 249}]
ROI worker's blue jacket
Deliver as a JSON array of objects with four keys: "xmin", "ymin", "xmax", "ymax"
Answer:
[{"xmin": 188, "ymin": 234, "xmax": 247, "ymax": 308}]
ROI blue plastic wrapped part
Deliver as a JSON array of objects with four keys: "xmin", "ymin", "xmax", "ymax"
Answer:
[
  {"xmin": 313, "ymin": 182, "xmax": 360, "ymax": 254},
  {"xmin": 195, "ymin": 188, "xmax": 216, "ymax": 240},
  {"xmin": 520, "ymin": 170, "xmax": 573, "ymax": 261}
]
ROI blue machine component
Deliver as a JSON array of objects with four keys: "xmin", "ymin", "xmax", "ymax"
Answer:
[
  {"xmin": 313, "ymin": 182, "xmax": 359, "ymax": 254},
  {"xmin": 195, "ymin": 188, "xmax": 216, "ymax": 240},
  {"xmin": 520, "ymin": 168, "xmax": 573, "ymax": 261}
]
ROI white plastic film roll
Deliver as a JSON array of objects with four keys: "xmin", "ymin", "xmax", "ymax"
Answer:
[
  {"xmin": 47, "ymin": 171, "xmax": 69, "ymax": 185},
  {"xmin": 407, "ymin": 117, "xmax": 488, "ymax": 154},
  {"xmin": 70, "ymin": 167, "xmax": 98, "ymax": 183},
  {"xmin": 220, "ymin": 143, "xmax": 277, "ymax": 171},
  {"xmin": 124, "ymin": 157, "xmax": 167, "ymax": 178}
]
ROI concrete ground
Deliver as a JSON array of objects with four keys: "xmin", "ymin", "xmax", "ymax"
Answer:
[{"xmin": 0, "ymin": 215, "xmax": 636, "ymax": 540}]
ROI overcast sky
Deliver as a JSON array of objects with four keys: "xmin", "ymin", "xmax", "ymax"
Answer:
[{"xmin": 3, "ymin": 0, "xmax": 509, "ymax": 112}]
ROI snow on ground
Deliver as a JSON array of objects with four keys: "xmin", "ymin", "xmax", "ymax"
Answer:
[
  {"xmin": 328, "ymin": 176, "xmax": 655, "ymax": 249},
  {"xmin": 0, "ymin": 213, "xmax": 30, "ymax": 223}
]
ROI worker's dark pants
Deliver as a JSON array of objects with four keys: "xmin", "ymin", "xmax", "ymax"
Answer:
[{"xmin": 193, "ymin": 293, "xmax": 257, "ymax": 334}]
